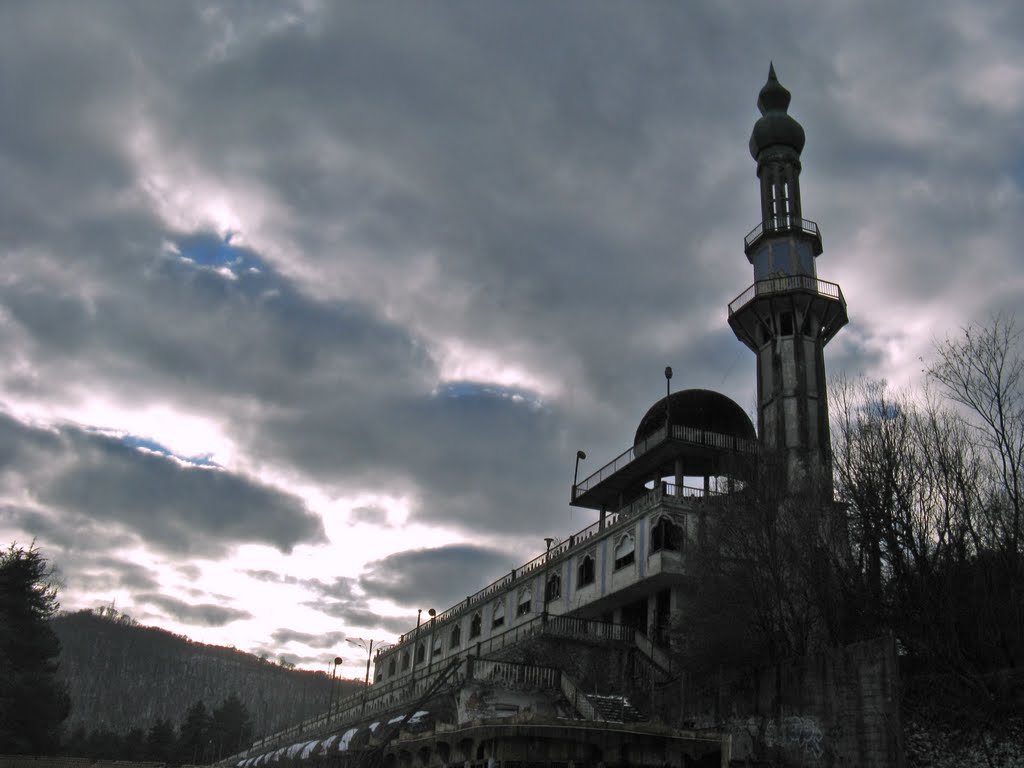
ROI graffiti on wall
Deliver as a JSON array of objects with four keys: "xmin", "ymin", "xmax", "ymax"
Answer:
[{"xmin": 730, "ymin": 714, "xmax": 826, "ymax": 764}]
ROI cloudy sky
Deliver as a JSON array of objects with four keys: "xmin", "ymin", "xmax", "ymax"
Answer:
[{"xmin": 1, "ymin": 1, "xmax": 1022, "ymax": 675}]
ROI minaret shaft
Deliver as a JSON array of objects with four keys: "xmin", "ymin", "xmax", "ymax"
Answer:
[{"xmin": 729, "ymin": 66, "xmax": 848, "ymax": 497}]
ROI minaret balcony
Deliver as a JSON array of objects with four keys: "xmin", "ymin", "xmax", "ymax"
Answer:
[
  {"xmin": 728, "ymin": 275, "xmax": 848, "ymax": 348},
  {"xmin": 744, "ymin": 216, "xmax": 822, "ymax": 254}
]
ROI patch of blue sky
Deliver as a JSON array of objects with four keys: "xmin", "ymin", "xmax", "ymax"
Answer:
[
  {"xmin": 120, "ymin": 434, "xmax": 219, "ymax": 468},
  {"xmin": 435, "ymin": 380, "xmax": 544, "ymax": 409},
  {"xmin": 173, "ymin": 231, "xmax": 264, "ymax": 275}
]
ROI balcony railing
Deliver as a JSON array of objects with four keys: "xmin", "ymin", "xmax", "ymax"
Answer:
[
  {"xmin": 573, "ymin": 423, "xmax": 756, "ymax": 498},
  {"xmin": 743, "ymin": 216, "xmax": 820, "ymax": 250},
  {"xmin": 728, "ymin": 275, "xmax": 845, "ymax": 316}
]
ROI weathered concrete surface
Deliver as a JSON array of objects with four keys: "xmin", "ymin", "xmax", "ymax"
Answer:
[{"xmin": 684, "ymin": 635, "xmax": 903, "ymax": 767}]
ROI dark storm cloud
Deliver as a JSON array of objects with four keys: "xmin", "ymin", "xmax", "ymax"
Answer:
[
  {"xmin": 0, "ymin": 0, "xmax": 1022, "ymax": 663},
  {"xmin": 0, "ymin": 413, "xmax": 324, "ymax": 557},
  {"xmin": 308, "ymin": 603, "xmax": 411, "ymax": 637},
  {"xmin": 242, "ymin": 570, "xmax": 357, "ymax": 600},
  {"xmin": 138, "ymin": 593, "xmax": 252, "ymax": 627},
  {"xmin": 359, "ymin": 544, "xmax": 516, "ymax": 611},
  {"xmin": 271, "ymin": 629, "xmax": 348, "ymax": 650}
]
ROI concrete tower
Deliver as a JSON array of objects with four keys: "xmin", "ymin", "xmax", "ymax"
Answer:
[{"xmin": 728, "ymin": 65, "xmax": 848, "ymax": 496}]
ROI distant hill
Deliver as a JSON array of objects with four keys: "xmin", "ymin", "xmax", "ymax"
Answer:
[{"xmin": 52, "ymin": 610, "xmax": 363, "ymax": 740}]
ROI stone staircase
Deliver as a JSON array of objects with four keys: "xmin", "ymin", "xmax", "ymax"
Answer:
[{"xmin": 586, "ymin": 694, "xmax": 646, "ymax": 723}]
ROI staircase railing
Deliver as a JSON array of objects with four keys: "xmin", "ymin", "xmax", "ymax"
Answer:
[{"xmin": 559, "ymin": 672, "xmax": 599, "ymax": 721}]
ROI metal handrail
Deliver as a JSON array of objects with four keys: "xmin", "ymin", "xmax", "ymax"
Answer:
[
  {"xmin": 574, "ymin": 423, "xmax": 755, "ymax": 497},
  {"xmin": 743, "ymin": 216, "xmax": 820, "ymax": 249},
  {"xmin": 728, "ymin": 275, "xmax": 845, "ymax": 316}
]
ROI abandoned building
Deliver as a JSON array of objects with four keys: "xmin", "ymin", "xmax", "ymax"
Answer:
[{"xmin": 222, "ymin": 67, "xmax": 902, "ymax": 768}]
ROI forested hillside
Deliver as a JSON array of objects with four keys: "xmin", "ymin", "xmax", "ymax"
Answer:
[{"xmin": 52, "ymin": 610, "xmax": 362, "ymax": 740}]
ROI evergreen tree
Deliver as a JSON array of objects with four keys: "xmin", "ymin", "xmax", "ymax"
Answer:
[
  {"xmin": 145, "ymin": 719, "xmax": 176, "ymax": 763},
  {"xmin": 176, "ymin": 700, "xmax": 212, "ymax": 764},
  {"xmin": 211, "ymin": 694, "xmax": 254, "ymax": 760},
  {"xmin": 0, "ymin": 543, "xmax": 70, "ymax": 753}
]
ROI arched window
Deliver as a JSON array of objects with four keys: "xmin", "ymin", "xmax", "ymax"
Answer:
[
  {"xmin": 387, "ymin": 657, "xmax": 396, "ymax": 676},
  {"xmin": 415, "ymin": 642, "xmax": 426, "ymax": 663},
  {"xmin": 450, "ymin": 623, "xmax": 462, "ymax": 647},
  {"xmin": 614, "ymin": 534, "xmax": 635, "ymax": 570},
  {"xmin": 492, "ymin": 600, "xmax": 505, "ymax": 629},
  {"xmin": 545, "ymin": 572, "xmax": 561, "ymax": 602},
  {"xmin": 577, "ymin": 554, "xmax": 595, "ymax": 586},
  {"xmin": 401, "ymin": 651, "xmax": 410, "ymax": 671},
  {"xmin": 516, "ymin": 588, "xmax": 532, "ymax": 616},
  {"xmin": 469, "ymin": 612, "xmax": 482, "ymax": 638},
  {"xmin": 650, "ymin": 517, "xmax": 681, "ymax": 553},
  {"xmin": 432, "ymin": 637, "xmax": 443, "ymax": 658}
]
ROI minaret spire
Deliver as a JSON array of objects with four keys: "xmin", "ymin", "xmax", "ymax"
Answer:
[{"xmin": 728, "ymin": 67, "xmax": 848, "ymax": 498}]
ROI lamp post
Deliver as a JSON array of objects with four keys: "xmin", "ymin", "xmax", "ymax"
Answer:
[
  {"xmin": 543, "ymin": 537, "xmax": 555, "ymax": 621},
  {"xmin": 411, "ymin": 608, "xmax": 435, "ymax": 682},
  {"xmin": 572, "ymin": 450, "xmax": 587, "ymax": 500},
  {"xmin": 346, "ymin": 638, "xmax": 376, "ymax": 688},
  {"xmin": 328, "ymin": 655, "xmax": 342, "ymax": 717}
]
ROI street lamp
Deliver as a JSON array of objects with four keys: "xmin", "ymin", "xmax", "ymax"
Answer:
[
  {"xmin": 572, "ymin": 450, "xmax": 587, "ymax": 499},
  {"xmin": 328, "ymin": 655, "xmax": 343, "ymax": 717},
  {"xmin": 346, "ymin": 637, "xmax": 376, "ymax": 688},
  {"xmin": 543, "ymin": 537, "xmax": 555, "ymax": 619}
]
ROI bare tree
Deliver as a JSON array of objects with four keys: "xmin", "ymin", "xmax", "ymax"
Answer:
[{"xmin": 928, "ymin": 314, "xmax": 1024, "ymax": 558}]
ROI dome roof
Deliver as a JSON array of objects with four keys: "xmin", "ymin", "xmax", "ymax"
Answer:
[
  {"xmin": 749, "ymin": 63, "xmax": 805, "ymax": 159},
  {"xmin": 633, "ymin": 388, "xmax": 756, "ymax": 447}
]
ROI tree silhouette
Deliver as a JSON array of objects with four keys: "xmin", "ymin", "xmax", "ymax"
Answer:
[{"xmin": 0, "ymin": 543, "xmax": 70, "ymax": 753}]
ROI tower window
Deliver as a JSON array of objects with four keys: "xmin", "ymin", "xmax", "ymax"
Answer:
[
  {"xmin": 614, "ymin": 534, "xmax": 636, "ymax": 570},
  {"xmin": 578, "ymin": 554, "xmax": 596, "ymax": 586},
  {"xmin": 780, "ymin": 311, "xmax": 794, "ymax": 336}
]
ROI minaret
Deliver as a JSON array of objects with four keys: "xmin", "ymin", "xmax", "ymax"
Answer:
[{"xmin": 728, "ymin": 65, "xmax": 848, "ymax": 497}]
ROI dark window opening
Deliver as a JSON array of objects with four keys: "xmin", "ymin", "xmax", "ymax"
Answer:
[
  {"xmin": 614, "ymin": 535, "xmax": 635, "ymax": 570},
  {"xmin": 387, "ymin": 657, "xmax": 396, "ymax": 676},
  {"xmin": 415, "ymin": 642, "xmax": 425, "ymax": 664},
  {"xmin": 469, "ymin": 613, "xmax": 482, "ymax": 639},
  {"xmin": 450, "ymin": 624, "xmax": 462, "ymax": 647},
  {"xmin": 401, "ymin": 651, "xmax": 410, "ymax": 671},
  {"xmin": 517, "ymin": 589, "xmax": 531, "ymax": 616},
  {"xmin": 545, "ymin": 573, "xmax": 561, "ymax": 602},
  {"xmin": 780, "ymin": 311, "xmax": 794, "ymax": 336},
  {"xmin": 578, "ymin": 555, "xmax": 596, "ymax": 586},
  {"xmin": 650, "ymin": 517, "xmax": 681, "ymax": 553}
]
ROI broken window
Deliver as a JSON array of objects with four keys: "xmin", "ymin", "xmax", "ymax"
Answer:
[
  {"xmin": 650, "ymin": 516, "xmax": 681, "ymax": 553},
  {"xmin": 614, "ymin": 534, "xmax": 635, "ymax": 570},
  {"xmin": 577, "ymin": 554, "xmax": 596, "ymax": 586},
  {"xmin": 545, "ymin": 572, "xmax": 561, "ymax": 602},
  {"xmin": 516, "ymin": 588, "xmax": 531, "ymax": 616}
]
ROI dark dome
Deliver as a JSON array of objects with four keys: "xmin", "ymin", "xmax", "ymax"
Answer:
[
  {"xmin": 634, "ymin": 389, "xmax": 756, "ymax": 447},
  {"xmin": 749, "ymin": 64, "xmax": 805, "ymax": 159}
]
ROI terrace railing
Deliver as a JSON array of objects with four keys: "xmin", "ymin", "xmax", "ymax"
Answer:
[
  {"xmin": 728, "ymin": 275, "xmax": 845, "ymax": 317},
  {"xmin": 743, "ymin": 216, "xmax": 820, "ymax": 250},
  {"xmin": 573, "ymin": 424, "xmax": 756, "ymax": 499}
]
